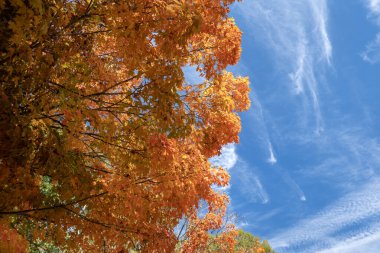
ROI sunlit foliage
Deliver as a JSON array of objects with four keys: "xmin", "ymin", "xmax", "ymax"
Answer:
[{"xmin": 0, "ymin": 0, "xmax": 255, "ymax": 251}]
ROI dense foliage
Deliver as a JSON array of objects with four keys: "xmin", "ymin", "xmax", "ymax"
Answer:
[{"xmin": 0, "ymin": 0, "xmax": 273, "ymax": 252}]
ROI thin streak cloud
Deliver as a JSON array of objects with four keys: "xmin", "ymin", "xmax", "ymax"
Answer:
[
  {"xmin": 246, "ymin": 87, "xmax": 305, "ymax": 200},
  {"xmin": 247, "ymin": 88, "xmax": 278, "ymax": 165},
  {"xmin": 233, "ymin": 160, "xmax": 270, "ymax": 204},
  {"xmin": 274, "ymin": 164, "xmax": 307, "ymax": 202},
  {"xmin": 237, "ymin": 0, "xmax": 331, "ymax": 134},
  {"xmin": 310, "ymin": 0, "xmax": 332, "ymax": 64},
  {"xmin": 267, "ymin": 142, "xmax": 277, "ymax": 165}
]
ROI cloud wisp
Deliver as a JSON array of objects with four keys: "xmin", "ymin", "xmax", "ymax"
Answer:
[
  {"xmin": 246, "ymin": 89, "xmax": 306, "ymax": 201},
  {"xmin": 237, "ymin": 0, "xmax": 332, "ymax": 134},
  {"xmin": 233, "ymin": 160, "xmax": 270, "ymax": 204},
  {"xmin": 267, "ymin": 142, "xmax": 277, "ymax": 165},
  {"xmin": 316, "ymin": 226, "xmax": 380, "ymax": 253},
  {"xmin": 270, "ymin": 178, "xmax": 380, "ymax": 253},
  {"xmin": 267, "ymin": 125, "xmax": 380, "ymax": 252},
  {"xmin": 234, "ymin": 2, "xmax": 380, "ymax": 252},
  {"xmin": 275, "ymin": 164, "xmax": 307, "ymax": 202},
  {"xmin": 301, "ymin": 129, "xmax": 379, "ymax": 189},
  {"xmin": 361, "ymin": 34, "xmax": 380, "ymax": 63},
  {"xmin": 248, "ymin": 89, "xmax": 278, "ymax": 165},
  {"xmin": 362, "ymin": 0, "xmax": 380, "ymax": 63}
]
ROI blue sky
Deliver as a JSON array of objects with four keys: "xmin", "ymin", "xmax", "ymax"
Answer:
[{"xmin": 206, "ymin": 0, "xmax": 380, "ymax": 252}]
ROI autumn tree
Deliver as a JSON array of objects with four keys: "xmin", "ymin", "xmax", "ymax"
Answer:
[
  {"xmin": 175, "ymin": 203, "xmax": 240, "ymax": 252},
  {"xmin": 0, "ymin": 0, "xmax": 250, "ymax": 251}
]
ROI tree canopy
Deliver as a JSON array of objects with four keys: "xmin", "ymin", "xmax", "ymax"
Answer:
[{"xmin": 0, "ymin": 0, "xmax": 274, "ymax": 252}]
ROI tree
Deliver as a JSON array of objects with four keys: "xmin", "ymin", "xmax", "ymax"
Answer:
[
  {"xmin": 0, "ymin": 223, "xmax": 29, "ymax": 253},
  {"xmin": 0, "ymin": 0, "xmax": 250, "ymax": 252},
  {"xmin": 234, "ymin": 230, "xmax": 275, "ymax": 253},
  {"xmin": 261, "ymin": 240, "xmax": 276, "ymax": 253},
  {"xmin": 175, "ymin": 204, "xmax": 240, "ymax": 252},
  {"xmin": 177, "ymin": 226, "xmax": 275, "ymax": 253}
]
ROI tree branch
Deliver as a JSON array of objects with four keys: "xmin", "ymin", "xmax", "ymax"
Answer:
[{"xmin": 0, "ymin": 192, "xmax": 108, "ymax": 215}]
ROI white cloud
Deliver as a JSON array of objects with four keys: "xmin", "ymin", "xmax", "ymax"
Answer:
[
  {"xmin": 210, "ymin": 143, "xmax": 238, "ymax": 170},
  {"xmin": 361, "ymin": 33, "xmax": 380, "ymax": 63},
  {"xmin": 235, "ymin": 220, "xmax": 249, "ymax": 229},
  {"xmin": 253, "ymin": 177, "xmax": 269, "ymax": 204},
  {"xmin": 368, "ymin": 0, "xmax": 380, "ymax": 23},
  {"xmin": 247, "ymin": 88, "xmax": 278, "ymax": 165},
  {"xmin": 362, "ymin": 0, "xmax": 380, "ymax": 63},
  {"xmin": 210, "ymin": 144, "xmax": 238, "ymax": 191},
  {"xmin": 267, "ymin": 142, "xmax": 277, "ymax": 165},
  {"xmin": 310, "ymin": 0, "xmax": 332, "ymax": 64}
]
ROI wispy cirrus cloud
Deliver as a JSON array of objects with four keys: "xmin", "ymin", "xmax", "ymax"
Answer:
[
  {"xmin": 301, "ymin": 129, "xmax": 378, "ymax": 189},
  {"xmin": 362, "ymin": 0, "xmax": 380, "ymax": 63},
  {"xmin": 233, "ymin": 2, "xmax": 380, "ymax": 252},
  {"xmin": 228, "ymin": 1, "xmax": 380, "ymax": 252},
  {"xmin": 241, "ymin": 83, "xmax": 307, "ymax": 201},
  {"xmin": 362, "ymin": 32, "xmax": 380, "ymax": 63},
  {"xmin": 267, "ymin": 142, "xmax": 277, "ymax": 165},
  {"xmin": 310, "ymin": 0, "xmax": 332, "ymax": 65},
  {"xmin": 269, "ymin": 130, "xmax": 380, "ymax": 252},
  {"xmin": 270, "ymin": 177, "xmax": 380, "ymax": 253},
  {"xmin": 316, "ymin": 227, "xmax": 380, "ymax": 253},
  {"xmin": 248, "ymin": 89, "xmax": 277, "ymax": 165},
  {"xmin": 274, "ymin": 163, "xmax": 307, "ymax": 202},
  {"xmin": 237, "ymin": 0, "xmax": 331, "ymax": 134},
  {"xmin": 233, "ymin": 160, "xmax": 270, "ymax": 204}
]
